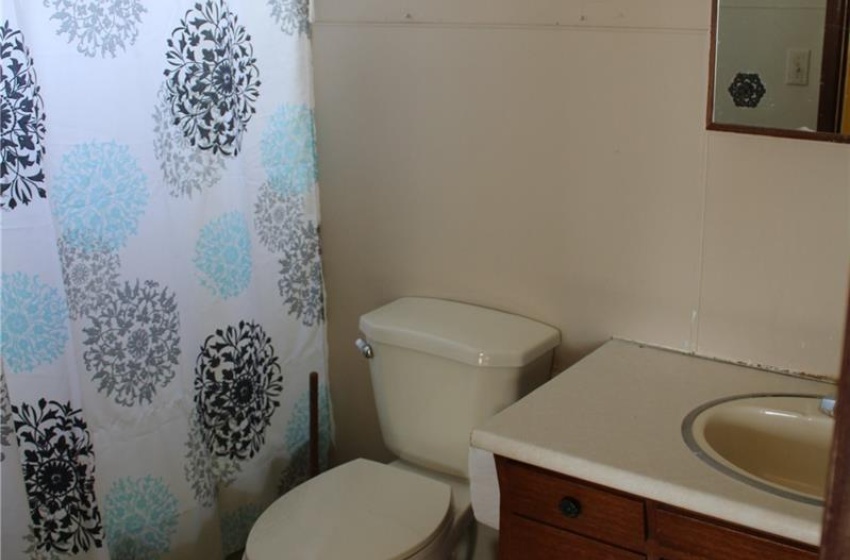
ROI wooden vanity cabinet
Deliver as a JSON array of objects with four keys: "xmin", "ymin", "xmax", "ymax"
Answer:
[{"xmin": 495, "ymin": 456, "xmax": 819, "ymax": 560}]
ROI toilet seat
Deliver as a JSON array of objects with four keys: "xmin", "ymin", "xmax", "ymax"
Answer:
[{"xmin": 245, "ymin": 459, "xmax": 453, "ymax": 560}]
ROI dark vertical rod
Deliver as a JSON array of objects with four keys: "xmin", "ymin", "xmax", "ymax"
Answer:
[
  {"xmin": 309, "ymin": 371, "xmax": 320, "ymax": 479},
  {"xmin": 821, "ymin": 283, "xmax": 850, "ymax": 559},
  {"xmin": 706, "ymin": 0, "xmax": 719, "ymax": 128},
  {"xmin": 817, "ymin": 0, "xmax": 850, "ymax": 132}
]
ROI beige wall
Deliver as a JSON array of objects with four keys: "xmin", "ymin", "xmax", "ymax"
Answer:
[{"xmin": 312, "ymin": 0, "xmax": 850, "ymax": 463}]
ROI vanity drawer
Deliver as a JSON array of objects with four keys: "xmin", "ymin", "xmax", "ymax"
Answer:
[
  {"xmin": 497, "ymin": 458, "xmax": 646, "ymax": 552},
  {"xmin": 502, "ymin": 514, "xmax": 645, "ymax": 560},
  {"xmin": 654, "ymin": 507, "xmax": 818, "ymax": 560}
]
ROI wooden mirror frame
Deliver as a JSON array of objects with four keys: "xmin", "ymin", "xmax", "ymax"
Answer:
[
  {"xmin": 707, "ymin": 0, "xmax": 850, "ymax": 144},
  {"xmin": 817, "ymin": 0, "xmax": 850, "ymax": 132},
  {"xmin": 821, "ymin": 285, "xmax": 850, "ymax": 558}
]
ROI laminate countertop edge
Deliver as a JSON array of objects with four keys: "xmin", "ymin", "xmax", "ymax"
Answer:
[{"xmin": 470, "ymin": 339, "xmax": 834, "ymax": 546}]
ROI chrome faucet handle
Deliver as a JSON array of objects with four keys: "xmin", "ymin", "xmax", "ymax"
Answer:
[{"xmin": 820, "ymin": 396, "xmax": 837, "ymax": 418}]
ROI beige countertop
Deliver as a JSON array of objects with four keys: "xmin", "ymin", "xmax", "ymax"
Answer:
[{"xmin": 470, "ymin": 339, "xmax": 835, "ymax": 546}]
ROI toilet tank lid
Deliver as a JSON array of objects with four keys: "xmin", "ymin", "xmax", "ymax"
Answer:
[{"xmin": 359, "ymin": 297, "xmax": 560, "ymax": 368}]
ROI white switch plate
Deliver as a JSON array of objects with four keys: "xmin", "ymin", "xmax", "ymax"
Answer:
[{"xmin": 785, "ymin": 48, "xmax": 811, "ymax": 86}]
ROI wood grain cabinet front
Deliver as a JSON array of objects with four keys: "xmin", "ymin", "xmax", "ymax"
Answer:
[
  {"xmin": 653, "ymin": 507, "xmax": 818, "ymax": 560},
  {"xmin": 494, "ymin": 456, "xmax": 819, "ymax": 560},
  {"xmin": 503, "ymin": 515, "xmax": 645, "ymax": 560}
]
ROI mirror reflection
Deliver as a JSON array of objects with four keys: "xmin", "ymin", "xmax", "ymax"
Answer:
[{"xmin": 710, "ymin": 0, "xmax": 850, "ymax": 139}]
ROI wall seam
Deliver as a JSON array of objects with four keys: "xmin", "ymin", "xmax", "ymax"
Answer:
[
  {"xmin": 313, "ymin": 20, "xmax": 707, "ymax": 35},
  {"xmin": 692, "ymin": 130, "xmax": 712, "ymax": 355}
]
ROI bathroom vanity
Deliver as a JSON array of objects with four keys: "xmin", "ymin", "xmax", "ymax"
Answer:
[
  {"xmin": 470, "ymin": 340, "xmax": 834, "ymax": 559},
  {"xmin": 496, "ymin": 458, "xmax": 817, "ymax": 559}
]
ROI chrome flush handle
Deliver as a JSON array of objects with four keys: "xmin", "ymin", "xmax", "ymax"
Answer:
[{"xmin": 355, "ymin": 338, "xmax": 373, "ymax": 359}]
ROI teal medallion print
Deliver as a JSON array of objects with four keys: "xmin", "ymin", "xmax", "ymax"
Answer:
[
  {"xmin": 104, "ymin": 476, "xmax": 179, "ymax": 560},
  {"xmin": 82, "ymin": 280, "xmax": 181, "ymax": 406},
  {"xmin": 261, "ymin": 105, "xmax": 318, "ymax": 195},
  {"xmin": 194, "ymin": 212, "xmax": 252, "ymax": 299},
  {"xmin": 52, "ymin": 142, "xmax": 148, "ymax": 251},
  {"xmin": 1, "ymin": 21, "xmax": 47, "ymax": 210},
  {"xmin": 44, "ymin": 0, "xmax": 147, "ymax": 57},
  {"xmin": 1, "ymin": 273, "xmax": 69, "ymax": 373}
]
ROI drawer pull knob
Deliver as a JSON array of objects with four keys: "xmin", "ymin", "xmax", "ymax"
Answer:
[{"xmin": 558, "ymin": 497, "xmax": 582, "ymax": 518}]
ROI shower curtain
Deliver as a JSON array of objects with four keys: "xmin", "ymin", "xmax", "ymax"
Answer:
[{"xmin": 0, "ymin": 1, "xmax": 330, "ymax": 558}]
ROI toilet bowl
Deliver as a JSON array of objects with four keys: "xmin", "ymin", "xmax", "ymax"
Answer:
[{"xmin": 245, "ymin": 298, "xmax": 559, "ymax": 559}]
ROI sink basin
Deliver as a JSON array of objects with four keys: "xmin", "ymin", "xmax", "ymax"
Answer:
[{"xmin": 683, "ymin": 394, "xmax": 834, "ymax": 505}]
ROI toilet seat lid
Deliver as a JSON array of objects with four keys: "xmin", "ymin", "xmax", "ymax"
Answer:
[{"xmin": 246, "ymin": 458, "xmax": 452, "ymax": 560}]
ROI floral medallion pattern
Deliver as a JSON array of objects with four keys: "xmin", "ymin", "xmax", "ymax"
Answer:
[
  {"xmin": 254, "ymin": 181, "xmax": 302, "ymax": 253},
  {"xmin": 268, "ymin": 0, "xmax": 311, "ymax": 37},
  {"xmin": 12, "ymin": 399, "xmax": 104, "ymax": 554},
  {"xmin": 44, "ymin": 0, "xmax": 146, "ymax": 58},
  {"xmin": 194, "ymin": 212, "xmax": 252, "ymax": 299},
  {"xmin": 0, "ymin": 367, "xmax": 12, "ymax": 461},
  {"xmin": 3, "ymin": 4, "xmax": 329, "ymax": 557},
  {"xmin": 82, "ymin": 280, "xmax": 181, "ymax": 407},
  {"xmin": 23, "ymin": 524, "xmax": 63, "ymax": 560},
  {"xmin": 278, "ymin": 383, "xmax": 330, "ymax": 494},
  {"xmin": 1, "ymin": 273, "xmax": 69, "ymax": 374},
  {"xmin": 261, "ymin": 104, "xmax": 318, "ymax": 195},
  {"xmin": 194, "ymin": 321, "xmax": 283, "ymax": 464},
  {"xmin": 164, "ymin": 0, "xmax": 261, "ymax": 155},
  {"xmin": 220, "ymin": 502, "xmax": 266, "ymax": 555},
  {"xmin": 57, "ymin": 235, "xmax": 121, "ymax": 321},
  {"xmin": 1, "ymin": 21, "xmax": 47, "ymax": 211},
  {"xmin": 52, "ymin": 141, "xmax": 148, "ymax": 251},
  {"xmin": 152, "ymin": 83, "xmax": 225, "ymax": 198},
  {"xmin": 279, "ymin": 221, "xmax": 325, "ymax": 327},
  {"xmin": 104, "ymin": 476, "xmax": 179, "ymax": 560},
  {"xmin": 184, "ymin": 412, "xmax": 219, "ymax": 506}
]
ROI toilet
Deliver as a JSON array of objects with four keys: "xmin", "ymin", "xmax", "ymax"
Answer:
[{"xmin": 245, "ymin": 297, "xmax": 560, "ymax": 559}]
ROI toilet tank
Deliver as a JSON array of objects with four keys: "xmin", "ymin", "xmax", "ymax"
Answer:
[{"xmin": 359, "ymin": 297, "xmax": 560, "ymax": 479}]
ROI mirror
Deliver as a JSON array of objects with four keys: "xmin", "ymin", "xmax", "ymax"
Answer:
[{"xmin": 709, "ymin": 0, "xmax": 850, "ymax": 142}]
